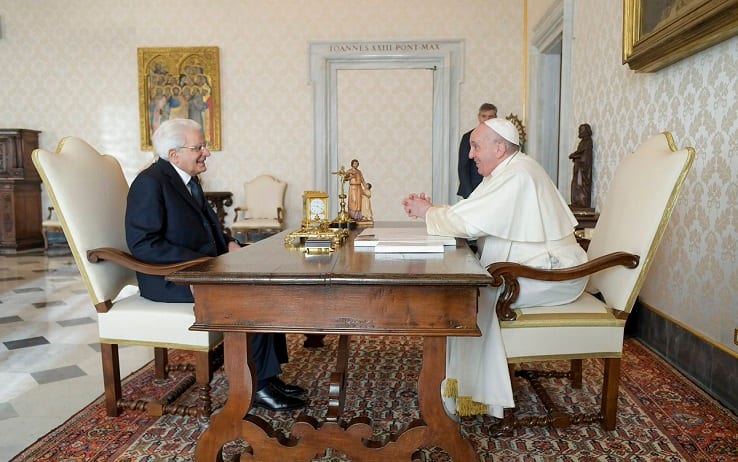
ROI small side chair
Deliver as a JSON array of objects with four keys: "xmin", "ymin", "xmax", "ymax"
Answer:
[{"xmin": 231, "ymin": 174, "xmax": 286, "ymax": 243}]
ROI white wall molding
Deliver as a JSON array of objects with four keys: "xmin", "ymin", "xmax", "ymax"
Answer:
[
  {"xmin": 528, "ymin": 0, "xmax": 575, "ymax": 197},
  {"xmin": 309, "ymin": 40, "xmax": 464, "ymax": 204}
]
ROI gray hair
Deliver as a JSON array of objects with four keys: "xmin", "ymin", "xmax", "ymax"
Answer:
[{"xmin": 152, "ymin": 118, "xmax": 202, "ymax": 160}]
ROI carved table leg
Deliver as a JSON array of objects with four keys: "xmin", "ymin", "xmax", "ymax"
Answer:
[
  {"xmin": 303, "ymin": 334, "xmax": 326, "ymax": 348},
  {"xmin": 195, "ymin": 334, "xmax": 477, "ymax": 461},
  {"xmin": 326, "ymin": 335, "xmax": 350, "ymax": 422},
  {"xmin": 195, "ymin": 332, "xmax": 255, "ymax": 461},
  {"xmin": 418, "ymin": 336, "xmax": 477, "ymax": 461}
]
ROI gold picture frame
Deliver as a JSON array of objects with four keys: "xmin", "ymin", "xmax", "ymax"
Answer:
[
  {"xmin": 137, "ymin": 46, "xmax": 222, "ymax": 150},
  {"xmin": 623, "ymin": 0, "xmax": 738, "ymax": 72}
]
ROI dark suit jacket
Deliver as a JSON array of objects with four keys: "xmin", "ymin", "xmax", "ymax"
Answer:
[
  {"xmin": 456, "ymin": 129, "xmax": 484, "ymax": 199},
  {"xmin": 125, "ymin": 158, "xmax": 233, "ymax": 302},
  {"xmin": 125, "ymin": 160, "xmax": 287, "ymax": 379}
]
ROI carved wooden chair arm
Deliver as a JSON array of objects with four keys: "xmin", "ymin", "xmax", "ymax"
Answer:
[
  {"xmin": 277, "ymin": 206, "xmax": 284, "ymax": 223},
  {"xmin": 233, "ymin": 206, "xmax": 246, "ymax": 224},
  {"xmin": 87, "ymin": 247, "xmax": 212, "ymax": 276},
  {"xmin": 486, "ymin": 251, "xmax": 640, "ymax": 321}
]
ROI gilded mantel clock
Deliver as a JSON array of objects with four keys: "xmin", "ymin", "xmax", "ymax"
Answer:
[
  {"xmin": 302, "ymin": 191, "xmax": 329, "ymax": 228},
  {"xmin": 286, "ymin": 190, "xmax": 347, "ymax": 252}
]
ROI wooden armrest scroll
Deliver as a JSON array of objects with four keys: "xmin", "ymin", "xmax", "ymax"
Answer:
[
  {"xmin": 278, "ymin": 206, "xmax": 284, "ymax": 223},
  {"xmin": 87, "ymin": 247, "xmax": 212, "ymax": 276},
  {"xmin": 94, "ymin": 299, "xmax": 113, "ymax": 314},
  {"xmin": 233, "ymin": 206, "xmax": 245, "ymax": 224},
  {"xmin": 486, "ymin": 251, "xmax": 639, "ymax": 321}
]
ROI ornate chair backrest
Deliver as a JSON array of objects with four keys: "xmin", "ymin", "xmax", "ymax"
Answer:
[
  {"xmin": 585, "ymin": 132, "xmax": 694, "ymax": 313},
  {"xmin": 243, "ymin": 174, "xmax": 287, "ymax": 219},
  {"xmin": 32, "ymin": 137, "xmax": 136, "ymax": 306}
]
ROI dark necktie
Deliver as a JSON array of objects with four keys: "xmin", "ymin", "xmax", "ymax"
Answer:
[{"xmin": 188, "ymin": 177, "xmax": 206, "ymax": 211}]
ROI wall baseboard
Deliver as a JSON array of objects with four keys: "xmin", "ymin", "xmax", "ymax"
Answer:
[{"xmin": 627, "ymin": 302, "xmax": 737, "ymax": 414}]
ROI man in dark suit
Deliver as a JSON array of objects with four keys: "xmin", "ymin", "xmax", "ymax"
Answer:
[
  {"xmin": 125, "ymin": 118, "xmax": 305, "ymax": 411},
  {"xmin": 457, "ymin": 103, "xmax": 497, "ymax": 199}
]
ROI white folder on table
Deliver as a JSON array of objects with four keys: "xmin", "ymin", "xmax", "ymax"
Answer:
[{"xmin": 355, "ymin": 227, "xmax": 455, "ymax": 253}]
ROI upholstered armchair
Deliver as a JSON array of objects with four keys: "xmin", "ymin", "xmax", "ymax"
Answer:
[
  {"xmin": 487, "ymin": 132, "xmax": 694, "ymax": 433},
  {"xmin": 32, "ymin": 137, "xmax": 222, "ymax": 418},
  {"xmin": 231, "ymin": 174, "xmax": 286, "ymax": 243}
]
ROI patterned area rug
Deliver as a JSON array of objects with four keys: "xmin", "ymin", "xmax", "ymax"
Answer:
[{"xmin": 12, "ymin": 336, "xmax": 738, "ymax": 461}]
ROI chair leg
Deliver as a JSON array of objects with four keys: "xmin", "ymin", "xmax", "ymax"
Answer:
[
  {"xmin": 154, "ymin": 347, "xmax": 168, "ymax": 380},
  {"xmin": 601, "ymin": 357, "xmax": 621, "ymax": 430},
  {"xmin": 570, "ymin": 359, "xmax": 583, "ymax": 389},
  {"xmin": 194, "ymin": 350, "xmax": 214, "ymax": 417},
  {"xmin": 101, "ymin": 343, "xmax": 122, "ymax": 417},
  {"xmin": 492, "ymin": 406, "xmax": 516, "ymax": 437},
  {"xmin": 42, "ymin": 229, "xmax": 50, "ymax": 251}
]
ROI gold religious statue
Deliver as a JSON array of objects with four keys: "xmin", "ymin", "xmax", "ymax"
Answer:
[
  {"xmin": 344, "ymin": 159, "xmax": 367, "ymax": 221},
  {"xmin": 359, "ymin": 182, "xmax": 373, "ymax": 225}
]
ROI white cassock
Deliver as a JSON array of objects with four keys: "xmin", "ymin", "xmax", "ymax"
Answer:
[{"xmin": 425, "ymin": 152, "xmax": 588, "ymax": 418}]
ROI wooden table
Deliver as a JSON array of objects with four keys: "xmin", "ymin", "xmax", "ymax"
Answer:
[{"xmin": 169, "ymin": 225, "xmax": 490, "ymax": 461}]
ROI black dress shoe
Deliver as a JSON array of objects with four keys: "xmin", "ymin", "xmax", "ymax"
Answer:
[
  {"xmin": 270, "ymin": 376, "xmax": 307, "ymax": 397},
  {"xmin": 253, "ymin": 383, "xmax": 306, "ymax": 411}
]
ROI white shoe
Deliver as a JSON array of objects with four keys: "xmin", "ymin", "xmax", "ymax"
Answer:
[
  {"xmin": 488, "ymin": 404, "xmax": 505, "ymax": 419},
  {"xmin": 440, "ymin": 381, "xmax": 460, "ymax": 422}
]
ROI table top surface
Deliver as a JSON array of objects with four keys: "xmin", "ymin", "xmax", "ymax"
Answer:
[{"xmin": 169, "ymin": 222, "xmax": 491, "ymax": 287}]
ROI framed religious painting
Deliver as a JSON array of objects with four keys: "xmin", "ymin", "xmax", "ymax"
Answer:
[
  {"xmin": 623, "ymin": 0, "xmax": 738, "ymax": 72},
  {"xmin": 137, "ymin": 46, "xmax": 222, "ymax": 150}
]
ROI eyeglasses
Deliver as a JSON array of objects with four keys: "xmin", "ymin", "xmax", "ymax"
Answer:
[{"xmin": 178, "ymin": 144, "xmax": 209, "ymax": 153}]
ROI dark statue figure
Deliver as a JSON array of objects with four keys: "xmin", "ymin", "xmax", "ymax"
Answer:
[{"xmin": 569, "ymin": 123, "xmax": 593, "ymax": 210}]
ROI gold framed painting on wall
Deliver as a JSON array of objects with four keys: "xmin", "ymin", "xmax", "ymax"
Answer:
[
  {"xmin": 137, "ymin": 46, "xmax": 222, "ymax": 150},
  {"xmin": 622, "ymin": 0, "xmax": 738, "ymax": 72}
]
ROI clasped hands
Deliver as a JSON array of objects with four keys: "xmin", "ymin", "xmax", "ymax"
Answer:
[{"xmin": 402, "ymin": 192, "xmax": 431, "ymax": 219}]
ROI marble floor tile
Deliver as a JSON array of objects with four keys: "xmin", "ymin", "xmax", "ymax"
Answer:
[{"xmin": 0, "ymin": 253, "xmax": 152, "ymax": 460}]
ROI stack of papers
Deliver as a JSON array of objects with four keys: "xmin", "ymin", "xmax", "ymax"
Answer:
[
  {"xmin": 355, "ymin": 228, "xmax": 456, "ymax": 253},
  {"xmin": 373, "ymin": 242, "xmax": 444, "ymax": 253}
]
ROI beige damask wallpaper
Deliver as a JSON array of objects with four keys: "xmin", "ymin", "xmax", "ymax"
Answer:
[
  {"xmin": 0, "ymin": 0, "xmax": 523, "ymax": 228},
  {"xmin": 1, "ymin": 1, "xmax": 734, "ymax": 352},
  {"xmin": 337, "ymin": 69, "xmax": 433, "ymax": 222},
  {"xmin": 569, "ymin": 1, "xmax": 737, "ymax": 353}
]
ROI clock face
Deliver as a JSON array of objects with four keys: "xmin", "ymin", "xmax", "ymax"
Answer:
[
  {"xmin": 310, "ymin": 198, "xmax": 326, "ymax": 218},
  {"xmin": 303, "ymin": 191, "xmax": 329, "ymax": 229}
]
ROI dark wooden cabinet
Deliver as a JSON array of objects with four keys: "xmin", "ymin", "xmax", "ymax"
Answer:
[{"xmin": 0, "ymin": 129, "xmax": 44, "ymax": 252}]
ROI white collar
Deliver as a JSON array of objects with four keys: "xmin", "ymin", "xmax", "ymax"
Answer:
[{"xmin": 169, "ymin": 161, "xmax": 193, "ymax": 186}]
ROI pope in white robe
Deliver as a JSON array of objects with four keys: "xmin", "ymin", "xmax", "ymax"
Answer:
[{"xmin": 402, "ymin": 118, "xmax": 588, "ymax": 418}]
